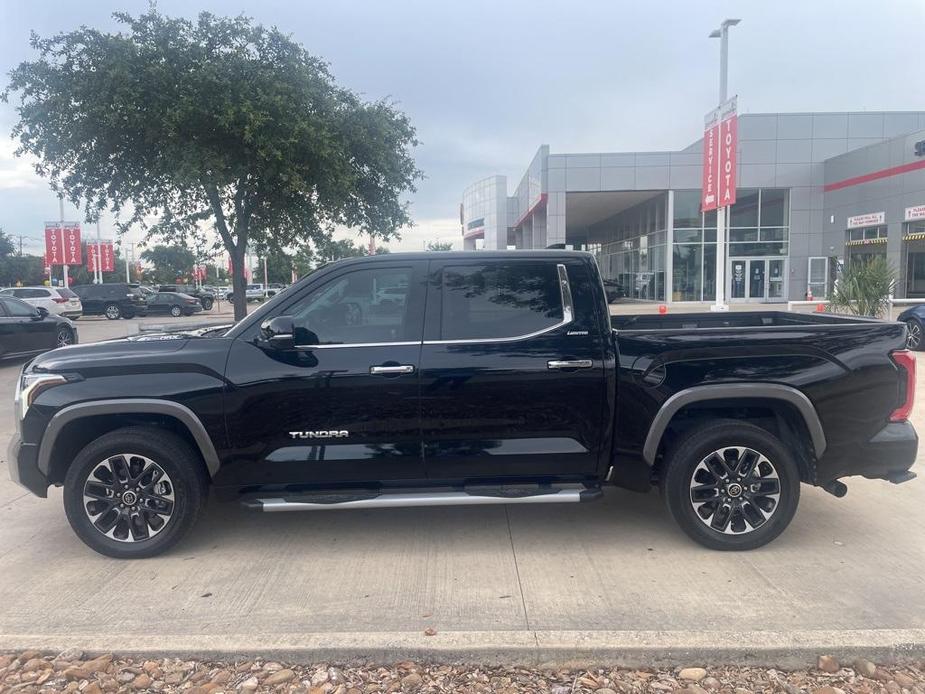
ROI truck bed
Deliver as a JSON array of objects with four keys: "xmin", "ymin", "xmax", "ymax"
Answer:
[{"xmin": 611, "ymin": 310, "xmax": 882, "ymax": 332}]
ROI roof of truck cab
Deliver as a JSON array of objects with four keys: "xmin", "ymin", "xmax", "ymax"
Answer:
[{"xmin": 332, "ymin": 249, "xmax": 594, "ymax": 263}]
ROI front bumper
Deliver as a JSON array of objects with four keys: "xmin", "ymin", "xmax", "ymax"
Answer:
[
  {"xmin": 817, "ymin": 421, "xmax": 918, "ymax": 484},
  {"xmin": 7, "ymin": 432, "xmax": 47, "ymax": 497}
]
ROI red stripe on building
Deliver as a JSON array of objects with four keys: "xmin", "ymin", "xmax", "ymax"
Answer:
[
  {"xmin": 513, "ymin": 193, "xmax": 548, "ymax": 227},
  {"xmin": 824, "ymin": 159, "xmax": 925, "ymax": 192}
]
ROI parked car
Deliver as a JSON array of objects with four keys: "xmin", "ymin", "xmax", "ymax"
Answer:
[
  {"xmin": 7, "ymin": 251, "xmax": 918, "ymax": 558},
  {"xmin": 0, "ymin": 286, "xmax": 83, "ymax": 319},
  {"xmin": 71, "ymin": 283, "xmax": 148, "ymax": 319},
  {"xmin": 157, "ymin": 285, "xmax": 214, "ymax": 310},
  {"xmin": 227, "ymin": 283, "xmax": 275, "ymax": 302},
  {"xmin": 898, "ymin": 305, "xmax": 925, "ymax": 350},
  {"xmin": 146, "ymin": 291, "xmax": 203, "ymax": 317},
  {"xmin": 0, "ymin": 296, "xmax": 76, "ymax": 358}
]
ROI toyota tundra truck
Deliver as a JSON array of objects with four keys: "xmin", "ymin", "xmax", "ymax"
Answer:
[{"xmin": 7, "ymin": 251, "xmax": 918, "ymax": 558}]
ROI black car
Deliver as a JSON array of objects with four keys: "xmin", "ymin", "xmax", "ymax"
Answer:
[
  {"xmin": 7, "ymin": 251, "xmax": 918, "ymax": 558},
  {"xmin": 898, "ymin": 305, "xmax": 925, "ymax": 350},
  {"xmin": 71, "ymin": 283, "xmax": 148, "ymax": 320},
  {"xmin": 0, "ymin": 296, "xmax": 76, "ymax": 358},
  {"xmin": 157, "ymin": 285, "xmax": 214, "ymax": 310},
  {"xmin": 146, "ymin": 291, "xmax": 203, "ymax": 317}
]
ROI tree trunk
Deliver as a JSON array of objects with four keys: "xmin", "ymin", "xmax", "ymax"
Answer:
[{"xmin": 230, "ymin": 247, "xmax": 248, "ymax": 322}]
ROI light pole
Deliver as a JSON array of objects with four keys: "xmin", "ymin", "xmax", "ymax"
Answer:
[{"xmin": 708, "ymin": 18, "xmax": 739, "ymax": 312}]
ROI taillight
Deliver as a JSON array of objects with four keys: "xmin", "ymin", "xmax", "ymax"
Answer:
[
  {"xmin": 52, "ymin": 297, "xmax": 66, "ymax": 304},
  {"xmin": 889, "ymin": 350, "xmax": 916, "ymax": 422}
]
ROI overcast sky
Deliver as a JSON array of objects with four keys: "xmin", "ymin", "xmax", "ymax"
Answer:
[{"xmin": 1, "ymin": 0, "xmax": 923, "ymax": 257}]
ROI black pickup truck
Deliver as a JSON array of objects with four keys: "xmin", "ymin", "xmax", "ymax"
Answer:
[{"xmin": 7, "ymin": 251, "xmax": 918, "ymax": 558}]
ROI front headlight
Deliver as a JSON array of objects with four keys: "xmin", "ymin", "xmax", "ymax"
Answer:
[{"xmin": 15, "ymin": 372, "xmax": 67, "ymax": 423}]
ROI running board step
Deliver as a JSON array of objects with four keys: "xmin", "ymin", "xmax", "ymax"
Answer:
[{"xmin": 243, "ymin": 484, "xmax": 602, "ymax": 512}]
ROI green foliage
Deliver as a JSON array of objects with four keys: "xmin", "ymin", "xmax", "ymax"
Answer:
[
  {"xmin": 140, "ymin": 244, "xmax": 196, "ymax": 285},
  {"xmin": 5, "ymin": 8, "xmax": 421, "ymax": 319},
  {"xmin": 0, "ymin": 255, "xmax": 46, "ymax": 287},
  {"xmin": 293, "ymin": 238, "xmax": 372, "ymax": 277},
  {"xmin": 0, "ymin": 229, "xmax": 15, "ymax": 258},
  {"xmin": 828, "ymin": 256, "xmax": 896, "ymax": 318},
  {"xmin": 426, "ymin": 241, "xmax": 454, "ymax": 251}
]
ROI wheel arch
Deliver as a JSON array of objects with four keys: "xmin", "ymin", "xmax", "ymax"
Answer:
[
  {"xmin": 643, "ymin": 384, "xmax": 825, "ymax": 476},
  {"xmin": 40, "ymin": 399, "xmax": 220, "ymax": 484}
]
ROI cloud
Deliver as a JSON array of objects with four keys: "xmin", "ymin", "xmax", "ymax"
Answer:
[{"xmin": 0, "ymin": 138, "xmax": 44, "ymax": 191}]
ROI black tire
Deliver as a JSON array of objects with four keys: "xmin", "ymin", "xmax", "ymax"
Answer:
[
  {"xmin": 201, "ymin": 298, "xmax": 213, "ymax": 311},
  {"xmin": 661, "ymin": 419, "xmax": 800, "ymax": 551},
  {"xmin": 63, "ymin": 426, "xmax": 208, "ymax": 559},
  {"xmin": 905, "ymin": 318, "xmax": 923, "ymax": 351},
  {"xmin": 104, "ymin": 303, "xmax": 121, "ymax": 320},
  {"xmin": 169, "ymin": 305, "xmax": 182, "ymax": 317}
]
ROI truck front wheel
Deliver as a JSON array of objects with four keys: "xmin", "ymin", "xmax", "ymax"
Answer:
[
  {"xmin": 63, "ymin": 427, "xmax": 208, "ymax": 559},
  {"xmin": 661, "ymin": 420, "xmax": 800, "ymax": 551}
]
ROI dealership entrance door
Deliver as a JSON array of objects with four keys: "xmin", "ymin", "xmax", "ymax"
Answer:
[{"xmin": 728, "ymin": 258, "xmax": 787, "ymax": 302}]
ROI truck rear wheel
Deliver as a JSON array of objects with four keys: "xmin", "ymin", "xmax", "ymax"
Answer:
[
  {"xmin": 661, "ymin": 420, "xmax": 800, "ymax": 551},
  {"xmin": 63, "ymin": 427, "xmax": 208, "ymax": 559}
]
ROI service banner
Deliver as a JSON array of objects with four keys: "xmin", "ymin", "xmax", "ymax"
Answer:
[
  {"xmin": 701, "ymin": 108, "xmax": 720, "ymax": 212},
  {"xmin": 717, "ymin": 97, "xmax": 738, "ymax": 208}
]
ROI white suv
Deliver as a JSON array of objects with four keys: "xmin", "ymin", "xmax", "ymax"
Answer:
[{"xmin": 0, "ymin": 286, "xmax": 83, "ymax": 319}]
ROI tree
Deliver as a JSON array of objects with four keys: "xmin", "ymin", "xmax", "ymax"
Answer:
[
  {"xmin": 0, "ymin": 229, "xmax": 15, "ymax": 258},
  {"xmin": 5, "ymin": 9, "xmax": 421, "ymax": 320},
  {"xmin": 293, "ymin": 238, "xmax": 372, "ymax": 278},
  {"xmin": 426, "ymin": 241, "xmax": 454, "ymax": 251},
  {"xmin": 828, "ymin": 256, "xmax": 895, "ymax": 318},
  {"xmin": 140, "ymin": 244, "xmax": 197, "ymax": 285}
]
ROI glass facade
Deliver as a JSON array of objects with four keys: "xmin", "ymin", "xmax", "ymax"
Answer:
[
  {"xmin": 594, "ymin": 194, "xmax": 667, "ymax": 301},
  {"xmin": 672, "ymin": 188, "xmax": 790, "ymax": 302},
  {"xmin": 902, "ymin": 221, "xmax": 925, "ymax": 297}
]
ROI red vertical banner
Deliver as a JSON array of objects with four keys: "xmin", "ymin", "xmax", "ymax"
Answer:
[
  {"xmin": 45, "ymin": 225, "xmax": 62, "ymax": 266},
  {"xmin": 718, "ymin": 97, "xmax": 738, "ymax": 208},
  {"xmin": 86, "ymin": 244, "xmax": 99, "ymax": 273},
  {"xmin": 63, "ymin": 225, "xmax": 82, "ymax": 265},
  {"xmin": 100, "ymin": 242, "xmax": 115, "ymax": 272},
  {"xmin": 701, "ymin": 108, "xmax": 720, "ymax": 212}
]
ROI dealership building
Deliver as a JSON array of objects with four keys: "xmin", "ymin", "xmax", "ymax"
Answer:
[{"xmin": 460, "ymin": 111, "xmax": 925, "ymax": 303}]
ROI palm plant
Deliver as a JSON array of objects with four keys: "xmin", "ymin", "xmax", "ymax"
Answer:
[{"xmin": 828, "ymin": 256, "xmax": 895, "ymax": 318}]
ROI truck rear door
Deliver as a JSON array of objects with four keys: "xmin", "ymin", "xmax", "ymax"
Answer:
[{"xmin": 419, "ymin": 257, "xmax": 607, "ymax": 480}]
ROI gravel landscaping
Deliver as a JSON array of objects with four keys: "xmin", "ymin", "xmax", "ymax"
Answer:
[{"xmin": 0, "ymin": 651, "xmax": 922, "ymax": 693}]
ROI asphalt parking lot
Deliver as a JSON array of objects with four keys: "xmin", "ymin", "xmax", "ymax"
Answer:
[{"xmin": 0, "ymin": 313, "xmax": 923, "ymax": 664}]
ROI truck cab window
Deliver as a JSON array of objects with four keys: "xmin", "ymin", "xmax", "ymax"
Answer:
[
  {"xmin": 290, "ymin": 266, "xmax": 413, "ymax": 344},
  {"xmin": 440, "ymin": 263, "xmax": 563, "ymax": 340}
]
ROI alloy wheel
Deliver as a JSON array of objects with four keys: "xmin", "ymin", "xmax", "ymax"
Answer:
[
  {"xmin": 906, "ymin": 320, "xmax": 921, "ymax": 349},
  {"xmin": 56, "ymin": 328, "xmax": 73, "ymax": 347},
  {"xmin": 105, "ymin": 305, "xmax": 120, "ymax": 320},
  {"xmin": 689, "ymin": 446, "xmax": 781, "ymax": 535},
  {"xmin": 170, "ymin": 306, "xmax": 182, "ymax": 317},
  {"xmin": 82, "ymin": 454, "xmax": 175, "ymax": 542}
]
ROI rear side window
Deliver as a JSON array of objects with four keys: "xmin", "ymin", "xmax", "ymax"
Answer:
[
  {"xmin": 439, "ymin": 263, "xmax": 563, "ymax": 341},
  {"xmin": 1, "ymin": 297, "xmax": 36, "ymax": 317},
  {"xmin": 22, "ymin": 288, "xmax": 48, "ymax": 298},
  {"xmin": 56, "ymin": 288, "xmax": 76, "ymax": 299}
]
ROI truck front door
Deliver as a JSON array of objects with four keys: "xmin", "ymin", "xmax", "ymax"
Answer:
[
  {"xmin": 219, "ymin": 261, "xmax": 427, "ymax": 487},
  {"xmin": 419, "ymin": 258, "xmax": 607, "ymax": 480}
]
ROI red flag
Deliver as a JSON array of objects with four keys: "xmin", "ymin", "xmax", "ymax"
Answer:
[
  {"xmin": 44, "ymin": 225, "xmax": 63, "ymax": 266},
  {"xmin": 63, "ymin": 225, "xmax": 82, "ymax": 264}
]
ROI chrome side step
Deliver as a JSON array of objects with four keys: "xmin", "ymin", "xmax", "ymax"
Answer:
[{"xmin": 244, "ymin": 484, "xmax": 602, "ymax": 512}]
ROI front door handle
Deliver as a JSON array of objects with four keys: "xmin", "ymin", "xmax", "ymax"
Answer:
[
  {"xmin": 370, "ymin": 364, "xmax": 415, "ymax": 375},
  {"xmin": 547, "ymin": 359, "xmax": 594, "ymax": 370}
]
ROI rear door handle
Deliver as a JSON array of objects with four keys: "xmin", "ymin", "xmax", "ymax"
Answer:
[
  {"xmin": 547, "ymin": 359, "xmax": 594, "ymax": 370},
  {"xmin": 370, "ymin": 364, "xmax": 415, "ymax": 375}
]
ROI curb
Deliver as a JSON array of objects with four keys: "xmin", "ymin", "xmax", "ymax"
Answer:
[{"xmin": 1, "ymin": 629, "xmax": 923, "ymax": 668}]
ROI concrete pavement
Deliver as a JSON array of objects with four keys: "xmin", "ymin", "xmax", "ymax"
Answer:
[{"xmin": 0, "ymin": 315, "xmax": 923, "ymax": 665}]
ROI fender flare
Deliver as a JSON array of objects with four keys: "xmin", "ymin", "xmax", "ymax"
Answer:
[
  {"xmin": 642, "ymin": 383, "xmax": 826, "ymax": 465},
  {"xmin": 37, "ymin": 398, "xmax": 221, "ymax": 477}
]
